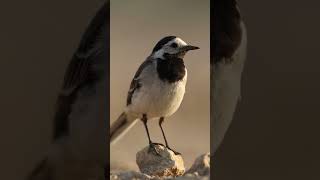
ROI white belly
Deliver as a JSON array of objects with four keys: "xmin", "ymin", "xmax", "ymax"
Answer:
[{"xmin": 127, "ymin": 73, "xmax": 187, "ymax": 119}]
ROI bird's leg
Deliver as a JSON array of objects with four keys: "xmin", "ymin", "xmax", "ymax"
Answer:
[
  {"xmin": 159, "ymin": 117, "xmax": 181, "ymax": 155},
  {"xmin": 142, "ymin": 114, "xmax": 161, "ymax": 156},
  {"xmin": 159, "ymin": 117, "xmax": 169, "ymax": 147},
  {"xmin": 142, "ymin": 114, "xmax": 152, "ymax": 144}
]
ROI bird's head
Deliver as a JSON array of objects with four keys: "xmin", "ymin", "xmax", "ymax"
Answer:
[{"xmin": 151, "ymin": 36, "xmax": 199, "ymax": 59}]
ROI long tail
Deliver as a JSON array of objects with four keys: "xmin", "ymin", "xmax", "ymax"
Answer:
[
  {"xmin": 26, "ymin": 158, "xmax": 51, "ymax": 180},
  {"xmin": 110, "ymin": 112, "xmax": 138, "ymax": 145}
]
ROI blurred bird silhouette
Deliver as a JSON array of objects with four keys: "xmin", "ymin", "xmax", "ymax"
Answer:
[
  {"xmin": 27, "ymin": 2, "xmax": 109, "ymax": 180},
  {"xmin": 212, "ymin": 0, "xmax": 247, "ymax": 155}
]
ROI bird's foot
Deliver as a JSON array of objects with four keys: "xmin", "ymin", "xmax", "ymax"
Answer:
[
  {"xmin": 166, "ymin": 146, "xmax": 181, "ymax": 155},
  {"xmin": 148, "ymin": 143, "xmax": 164, "ymax": 156}
]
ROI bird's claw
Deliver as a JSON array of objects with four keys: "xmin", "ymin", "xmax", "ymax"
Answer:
[{"xmin": 166, "ymin": 146, "xmax": 181, "ymax": 155}]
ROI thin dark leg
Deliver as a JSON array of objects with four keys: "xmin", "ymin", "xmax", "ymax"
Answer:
[
  {"xmin": 142, "ymin": 114, "xmax": 152, "ymax": 144},
  {"xmin": 159, "ymin": 117, "xmax": 169, "ymax": 147},
  {"xmin": 159, "ymin": 117, "xmax": 181, "ymax": 155},
  {"xmin": 142, "ymin": 114, "xmax": 161, "ymax": 156}
]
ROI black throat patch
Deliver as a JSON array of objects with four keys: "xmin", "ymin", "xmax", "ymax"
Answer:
[{"xmin": 156, "ymin": 57, "xmax": 186, "ymax": 83}]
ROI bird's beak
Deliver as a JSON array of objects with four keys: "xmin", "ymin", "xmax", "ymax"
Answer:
[{"xmin": 179, "ymin": 45, "xmax": 200, "ymax": 52}]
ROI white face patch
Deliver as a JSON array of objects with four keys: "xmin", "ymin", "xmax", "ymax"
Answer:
[
  {"xmin": 152, "ymin": 37, "xmax": 188, "ymax": 59},
  {"xmin": 174, "ymin": 37, "xmax": 188, "ymax": 46}
]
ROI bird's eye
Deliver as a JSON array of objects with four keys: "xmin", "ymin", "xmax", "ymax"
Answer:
[{"xmin": 170, "ymin": 43, "xmax": 178, "ymax": 48}]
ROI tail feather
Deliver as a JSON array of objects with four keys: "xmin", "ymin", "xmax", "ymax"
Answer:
[
  {"xmin": 26, "ymin": 158, "xmax": 51, "ymax": 180},
  {"xmin": 110, "ymin": 112, "xmax": 138, "ymax": 145}
]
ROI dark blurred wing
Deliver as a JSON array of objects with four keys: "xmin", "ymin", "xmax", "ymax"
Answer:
[
  {"xmin": 212, "ymin": 0, "xmax": 247, "ymax": 154},
  {"xmin": 126, "ymin": 59, "xmax": 153, "ymax": 106},
  {"xmin": 53, "ymin": 3, "xmax": 108, "ymax": 140},
  {"xmin": 212, "ymin": 0, "xmax": 242, "ymax": 64}
]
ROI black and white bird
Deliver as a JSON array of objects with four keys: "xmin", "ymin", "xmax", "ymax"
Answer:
[
  {"xmin": 27, "ymin": 2, "xmax": 109, "ymax": 180},
  {"xmin": 212, "ymin": 0, "xmax": 247, "ymax": 155},
  {"xmin": 110, "ymin": 36, "xmax": 199, "ymax": 154}
]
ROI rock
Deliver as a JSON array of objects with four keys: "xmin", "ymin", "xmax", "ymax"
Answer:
[
  {"xmin": 110, "ymin": 171, "xmax": 153, "ymax": 180},
  {"xmin": 185, "ymin": 153, "xmax": 210, "ymax": 176},
  {"xmin": 136, "ymin": 145, "xmax": 185, "ymax": 177},
  {"xmin": 110, "ymin": 152, "xmax": 210, "ymax": 180}
]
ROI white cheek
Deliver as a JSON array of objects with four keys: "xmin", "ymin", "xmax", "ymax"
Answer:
[
  {"xmin": 152, "ymin": 48, "xmax": 179, "ymax": 59},
  {"xmin": 165, "ymin": 47, "xmax": 179, "ymax": 54},
  {"xmin": 153, "ymin": 49, "xmax": 164, "ymax": 59}
]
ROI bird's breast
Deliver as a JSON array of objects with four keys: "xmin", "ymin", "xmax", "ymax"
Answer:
[{"xmin": 128, "ymin": 67, "xmax": 187, "ymax": 119}]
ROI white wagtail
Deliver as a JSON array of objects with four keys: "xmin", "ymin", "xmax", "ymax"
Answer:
[
  {"xmin": 110, "ymin": 36, "xmax": 199, "ymax": 155},
  {"xmin": 212, "ymin": 0, "xmax": 247, "ymax": 155},
  {"xmin": 27, "ymin": 2, "xmax": 108, "ymax": 180}
]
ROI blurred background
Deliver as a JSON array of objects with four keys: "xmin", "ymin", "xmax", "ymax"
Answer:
[
  {"xmin": 3, "ymin": 0, "xmax": 319, "ymax": 179},
  {"xmin": 0, "ymin": 1, "xmax": 104, "ymax": 179},
  {"xmin": 110, "ymin": 0, "xmax": 210, "ymax": 170},
  {"xmin": 213, "ymin": 0, "xmax": 320, "ymax": 179}
]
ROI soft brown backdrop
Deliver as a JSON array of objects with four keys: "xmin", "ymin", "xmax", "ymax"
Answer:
[
  {"xmin": 110, "ymin": 0, "xmax": 210, "ymax": 170},
  {"xmin": 2, "ymin": 0, "xmax": 320, "ymax": 179},
  {"xmin": 0, "ymin": 1, "xmax": 103, "ymax": 179},
  {"xmin": 213, "ymin": 1, "xmax": 320, "ymax": 179}
]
